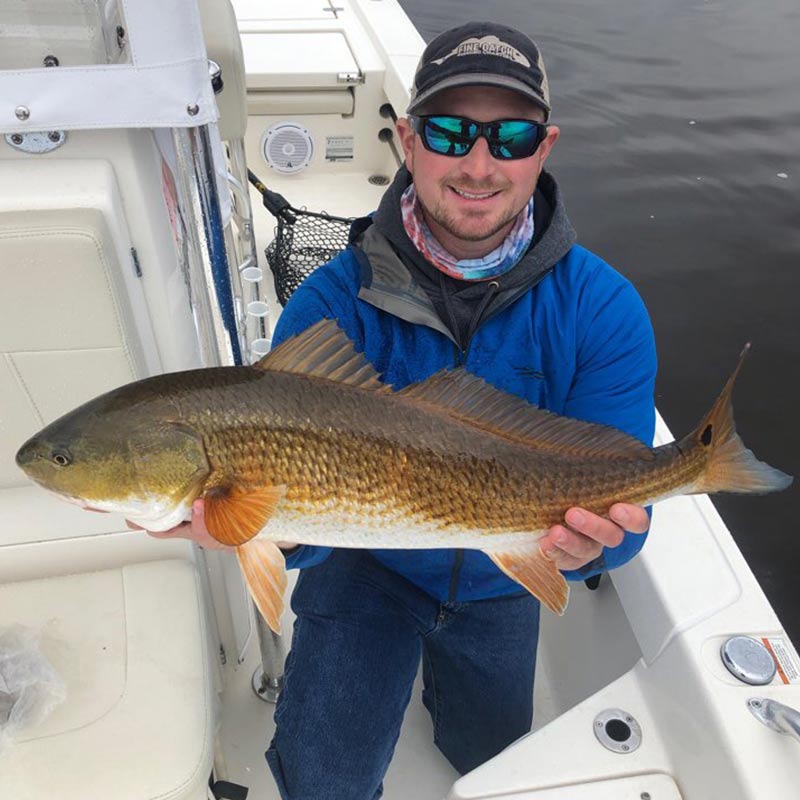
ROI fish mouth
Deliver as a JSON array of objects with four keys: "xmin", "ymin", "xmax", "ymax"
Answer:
[
  {"xmin": 40, "ymin": 490, "xmax": 144, "ymax": 515},
  {"xmin": 32, "ymin": 486, "xmax": 93, "ymax": 509},
  {"xmin": 60, "ymin": 494, "xmax": 97, "ymax": 509}
]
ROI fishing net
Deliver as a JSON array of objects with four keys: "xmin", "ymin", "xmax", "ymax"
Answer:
[{"xmin": 250, "ymin": 172, "xmax": 354, "ymax": 307}]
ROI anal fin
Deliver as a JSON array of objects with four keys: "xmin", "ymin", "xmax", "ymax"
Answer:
[
  {"xmin": 485, "ymin": 541, "xmax": 570, "ymax": 615},
  {"xmin": 204, "ymin": 483, "xmax": 286, "ymax": 546},
  {"xmin": 237, "ymin": 539, "xmax": 288, "ymax": 634}
]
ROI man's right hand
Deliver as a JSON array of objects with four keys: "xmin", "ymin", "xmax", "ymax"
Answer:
[{"xmin": 127, "ymin": 498, "xmax": 297, "ymax": 551}]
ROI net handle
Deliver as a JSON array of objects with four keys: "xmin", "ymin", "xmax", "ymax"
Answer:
[
  {"xmin": 248, "ymin": 169, "xmax": 296, "ymax": 223},
  {"xmin": 247, "ymin": 169, "xmax": 353, "ymax": 225}
]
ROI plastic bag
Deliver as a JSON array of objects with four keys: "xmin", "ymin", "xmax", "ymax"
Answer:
[{"xmin": 0, "ymin": 626, "xmax": 66, "ymax": 754}]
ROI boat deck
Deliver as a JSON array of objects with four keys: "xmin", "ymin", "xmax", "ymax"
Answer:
[{"xmin": 213, "ymin": 578, "xmax": 616, "ymax": 798}]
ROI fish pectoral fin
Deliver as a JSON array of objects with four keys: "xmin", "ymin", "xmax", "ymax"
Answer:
[
  {"xmin": 237, "ymin": 539, "xmax": 287, "ymax": 634},
  {"xmin": 484, "ymin": 542, "xmax": 570, "ymax": 615},
  {"xmin": 204, "ymin": 483, "xmax": 286, "ymax": 546}
]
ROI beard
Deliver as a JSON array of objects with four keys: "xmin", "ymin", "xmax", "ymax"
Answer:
[
  {"xmin": 406, "ymin": 143, "xmax": 539, "ymax": 252},
  {"xmin": 421, "ymin": 191, "xmax": 521, "ymax": 243}
]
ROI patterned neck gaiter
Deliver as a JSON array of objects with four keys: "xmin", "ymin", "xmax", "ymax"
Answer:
[{"xmin": 400, "ymin": 183, "xmax": 535, "ymax": 282}]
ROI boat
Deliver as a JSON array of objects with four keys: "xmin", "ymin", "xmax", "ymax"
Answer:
[{"xmin": 1, "ymin": 2, "xmax": 798, "ymax": 798}]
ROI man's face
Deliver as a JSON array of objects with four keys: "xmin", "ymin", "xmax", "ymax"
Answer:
[{"xmin": 396, "ymin": 86, "xmax": 560, "ymax": 259}]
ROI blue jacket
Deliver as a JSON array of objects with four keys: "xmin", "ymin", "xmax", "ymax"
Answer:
[{"xmin": 274, "ymin": 171, "xmax": 657, "ymax": 602}]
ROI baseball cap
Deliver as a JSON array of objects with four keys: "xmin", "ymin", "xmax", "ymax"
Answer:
[{"xmin": 407, "ymin": 22, "xmax": 551, "ymax": 121}]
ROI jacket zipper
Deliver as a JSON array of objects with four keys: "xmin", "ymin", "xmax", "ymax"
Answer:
[
  {"xmin": 445, "ymin": 280, "xmax": 500, "ymax": 602},
  {"xmin": 448, "ymin": 340, "xmax": 468, "ymax": 601}
]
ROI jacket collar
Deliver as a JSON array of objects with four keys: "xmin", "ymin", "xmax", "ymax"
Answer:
[{"xmin": 352, "ymin": 165, "xmax": 577, "ymax": 343}]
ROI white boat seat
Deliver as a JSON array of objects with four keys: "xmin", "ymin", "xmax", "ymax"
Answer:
[
  {"xmin": 0, "ymin": 137, "xmax": 217, "ymax": 800},
  {"xmin": 0, "ymin": 559, "xmax": 215, "ymax": 800},
  {"xmin": 0, "ymin": 159, "xmax": 157, "ymax": 495}
]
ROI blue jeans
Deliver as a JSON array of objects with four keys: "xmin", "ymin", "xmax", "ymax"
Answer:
[{"xmin": 266, "ymin": 549, "xmax": 540, "ymax": 800}]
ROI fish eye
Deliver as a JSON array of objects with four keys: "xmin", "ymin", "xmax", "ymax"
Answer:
[{"xmin": 51, "ymin": 449, "xmax": 72, "ymax": 467}]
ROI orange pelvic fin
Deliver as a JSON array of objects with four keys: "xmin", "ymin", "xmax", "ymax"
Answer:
[
  {"xmin": 237, "ymin": 539, "xmax": 288, "ymax": 634},
  {"xmin": 204, "ymin": 483, "xmax": 286, "ymax": 546},
  {"xmin": 485, "ymin": 541, "xmax": 570, "ymax": 615}
]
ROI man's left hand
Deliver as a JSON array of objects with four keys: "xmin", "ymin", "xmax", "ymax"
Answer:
[{"xmin": 538, "ymin": 503, "xmax": 650, "ymax": 572}]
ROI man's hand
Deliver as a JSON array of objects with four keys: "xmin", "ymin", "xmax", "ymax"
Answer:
[
  {"xmin": 538, "ymin": 503, "xmax": 649, "ymax": 572},
  {"xmin": 127, "ymin": 499, "xmax": 297, "ymax": 551}
]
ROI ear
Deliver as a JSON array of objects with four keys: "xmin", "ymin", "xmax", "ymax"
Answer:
[
  {"xmin": 395, "ymin": 117, "xmax": 416, "ymax": 170},
  {"xmin": 537, "ymin": 125, "xmax": 561, "ymax": 165}
]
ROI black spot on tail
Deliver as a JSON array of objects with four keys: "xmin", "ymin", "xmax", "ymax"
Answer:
[{"xmin": 701, "ymin": 424, "xmax": 713, "ymax": 446}]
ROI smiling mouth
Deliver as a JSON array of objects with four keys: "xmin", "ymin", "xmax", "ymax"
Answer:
[{"xmin": 450, "ymin": 187, "xmax": 501, "ymax": 200}]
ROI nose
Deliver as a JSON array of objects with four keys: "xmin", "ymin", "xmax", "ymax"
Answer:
[{"xmin": 458, "ymin": 135, "xmax": 496, "ymax": 180}]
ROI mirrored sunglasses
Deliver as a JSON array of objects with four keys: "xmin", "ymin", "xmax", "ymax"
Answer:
[{"xmin": 410, "ymin": 114, "xmax": 548, "ymax": 160}]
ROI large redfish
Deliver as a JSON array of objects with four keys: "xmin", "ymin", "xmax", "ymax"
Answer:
[{"xmin": 15, "ymin": 320, "xmax": 792, "ymax": 632}]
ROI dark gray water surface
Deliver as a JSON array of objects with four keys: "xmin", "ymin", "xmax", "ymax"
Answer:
[{"xmin": 400, "ymin": 0, "xmax": 800, "ymax": 643}]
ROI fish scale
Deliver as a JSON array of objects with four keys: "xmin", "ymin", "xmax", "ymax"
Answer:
[
  {"xmin": 162, "ymin": 384, "xmax": 688, "ymax": 536},
  {"xmin": 15, "ymin": 322, "xmax": 792, "ymax": 632}
]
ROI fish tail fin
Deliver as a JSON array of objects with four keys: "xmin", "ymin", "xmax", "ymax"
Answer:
[
  {"xmin": 236, "ymin": 539, "xmax": 288, "ymax": 634},
  {"xmin": 485, "ymin": 540, "xmax": 570, "ymax": 615},
  {"xmin": 687, "ymin": 343, "xmax": 793, "ymax": 496}
]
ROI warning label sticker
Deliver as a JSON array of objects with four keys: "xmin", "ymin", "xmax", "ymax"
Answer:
[
  {"xmin": 762, "ymin": 636, "xmax": 800, "ymax": 685},
  {"xmin": 325, "ymin": 136, "xmax": 354, "ymax": 162}
]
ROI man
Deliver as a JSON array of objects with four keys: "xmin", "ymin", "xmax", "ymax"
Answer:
[{"xmin": 150, "ymin": 21, "xmax": 655, "ymax": 799}]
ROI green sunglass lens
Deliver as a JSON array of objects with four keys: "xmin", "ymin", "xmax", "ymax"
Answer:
[
  {"xmin": 491, "ymin": 122, "xmax": 541, "ymax": 158},
  {"xmin": 424, "ymin": 117, "xmax": 477, "ymax": 155}
]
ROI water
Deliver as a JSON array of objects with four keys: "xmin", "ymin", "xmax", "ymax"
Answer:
[{"xmin": 400, "ymin": 0, "xmax": 800, "ymax": 643}]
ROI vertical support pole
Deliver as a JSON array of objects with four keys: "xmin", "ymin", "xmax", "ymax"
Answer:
[
  {"xmin": 252, "ymin": 611, "xmax": 285, "ymax": 703},
  {"xmin": 171, "ymin": 125, "xmax": 285, "ymax": 694},
  {"xmin": 170, "ymin": 125, "xmax": 238, "ymax": 366}
]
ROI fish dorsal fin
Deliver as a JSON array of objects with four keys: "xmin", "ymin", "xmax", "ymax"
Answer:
[
  {"xmin": 254, "ymin": 319, "xmax": 387, "ymax": 391},
  {"xmin": 398, "ymin": 369, "xmax": 654, "ymax": 461}
]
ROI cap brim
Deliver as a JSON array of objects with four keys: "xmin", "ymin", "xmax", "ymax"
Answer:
[{"xmin": 407, "ymin": 73, "xmax": 551, "ymax": 119}]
